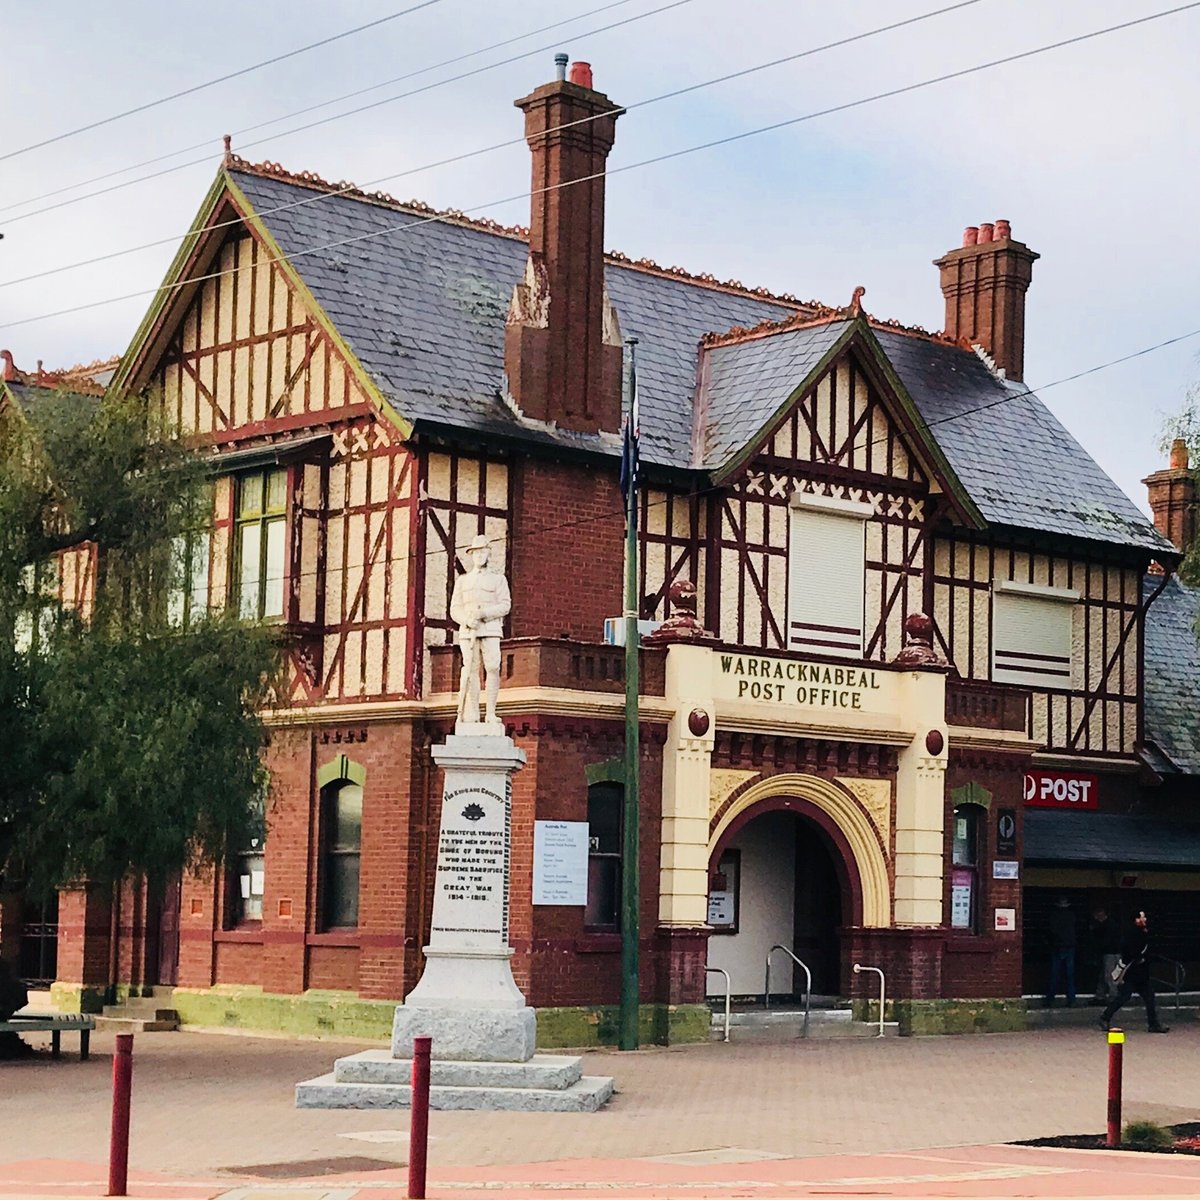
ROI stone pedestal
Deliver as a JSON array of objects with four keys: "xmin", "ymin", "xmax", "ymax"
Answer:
[
  {"xmin": 296, "ymin": 729, "xmax": 614, "ymax": 1112},
  {"xmin": 392, "ymin": 732, "xmax": 534, "ymax": 1062}
]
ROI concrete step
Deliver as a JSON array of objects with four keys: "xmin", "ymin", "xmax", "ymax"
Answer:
[
  {"xmin": 333, "ymin": 1049, "xmax": 583, "ymax": 1090},
  {"xmin": 710, "ymin": 1007, "xmax": 896, "ymax": 1040},
  {"xmin": 95, "ymin": 1010, "xmax": 179, "ymax": 1034},
  {"xmin": 296, "ymin": 1071, "xmax": 614, "ymax": 1113}
]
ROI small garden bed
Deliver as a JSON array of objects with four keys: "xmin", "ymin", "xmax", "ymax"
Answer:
[{"xmin": 1019, "ymin": 1120, "xmax": 1200, "ymax": 1155}]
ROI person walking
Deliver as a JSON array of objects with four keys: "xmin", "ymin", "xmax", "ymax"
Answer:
[
  {"xmin": 1045, "ymin": 895, "xmax": 1077, "ymax": 1008},
  {"xmin": 1089, "ymin": 907, "xmax": 1122, "ymax": 1002},
  {"xmin": 1099, "ymin": 910, "xmax": 1169, "ymax": 1033}
]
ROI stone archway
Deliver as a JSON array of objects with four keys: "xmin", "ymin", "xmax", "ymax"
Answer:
[{"xmin": 709, "ymin": 773, "xmax": 891, "ymax": 929}]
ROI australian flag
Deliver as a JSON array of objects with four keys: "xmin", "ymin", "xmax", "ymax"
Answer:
[{"xmin": 619, "ymin": 343, "xmax": 639, "ymax": 510}]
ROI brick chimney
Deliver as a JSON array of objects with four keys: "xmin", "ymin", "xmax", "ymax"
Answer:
[
  {"xmin": 504, "ymin": 57, "xmax": 624, "ymax": 433},
  {"xmin": 935, "ymin": 220, "xmax": 1039, "ymax": 382},
  {"xmin": 1144, "ymin": 438, "xmax": 1196, "ymax": 554}
]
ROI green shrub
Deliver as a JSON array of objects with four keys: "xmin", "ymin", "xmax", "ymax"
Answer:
[{"xmin": 1122, "ymin": 1120, "xmax": 1175, "ymax": 1151}]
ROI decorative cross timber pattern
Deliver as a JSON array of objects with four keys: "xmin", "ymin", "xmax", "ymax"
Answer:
[
  {"xmin": 734, "ymin": 474, "xmax": 925, "ymax": 522},
  {"xmin": 331, "ymin": 421, "xmax": 387, "ymax": 460}
]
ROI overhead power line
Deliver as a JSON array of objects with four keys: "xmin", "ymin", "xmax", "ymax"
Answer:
[
  {"xmin": 144, "ymin": 326, "xmax": 1200, "ymax": 594},
  {"xmin": 3, "ymin": 0, "xmax": 1196, "ymax": 332},
  {"xmin": 1, "ymin": 0, "xmax": 987, "ymax": 289},
  {"xmin": 0, "ymin": 0, "xmax": 645, "ymax": 216},
  {"xmin": 0, "ymin": 0, "xmax": 694, "ymax": 227},
  {"xmin": 0, "ymin": 0, "xmax": 444, "ymax": 165}
]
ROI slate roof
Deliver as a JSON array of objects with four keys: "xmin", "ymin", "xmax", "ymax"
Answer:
[
  {"xmin": 698, "ymin": 321, "xmax": 852, "ymax": 470},
  {"xmin": 876, "ymin": 331, "xmax": 1172, "ymax": 554},
  {"xmin": 1025, "ymin": 809, "xmax": 1200, "ymax": 868},
  {"xmin": 231, "ymin": 169, "xmax": 800, "ymax": 466},
  {"xmin": 3, "ymin": 380, "xmax": 101, "ymax": 419},
  {"xmin": 1142, "ymin": 573, "xmax": 1200, "ymax": 775},
  {"xmin": 226, "ymin": 165, "xmax": 1170, "ymax": 554}
]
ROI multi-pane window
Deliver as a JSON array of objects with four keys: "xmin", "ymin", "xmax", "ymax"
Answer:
[
  {"xmin": 235, "ymin": 468, "xmax": 287, "ymax": 620},
  {"xmin": 167, "ymin": 529, "xmax": 211, "ymax": 627},
  {"xmin": 321, "ymin": 781, "xmax": 363, "ymax": 929},
  {"xmin": 991, "ymin": 581, "xmax": 1079, "ymax": 688},
  {"xmin": 950, "ymin": 805, "xmax": 980, "ymax": 932},
  {"xmin": 585, "ymin": 782, "xmax": 622, "ymax": 930},
  {"xmin": 14, "ymin": 561, "xmax": 60, "ymax": 654},
  {"xmin": 786, "ymin": 494, "xmax": 872, "ymax": 659}
]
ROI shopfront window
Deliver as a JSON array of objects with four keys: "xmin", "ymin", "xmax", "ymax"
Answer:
[{"xmin": 951, "ymin": 805, "xmax": 980, "ymax": 931}]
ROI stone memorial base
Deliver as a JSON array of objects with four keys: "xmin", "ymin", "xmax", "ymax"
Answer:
[
  {"xmin": 296, "ymin": 729, "xmax": 614, "ymax": 1112},
  {"xmin": 295, "ymin": 1049, "xmax": 614, "ymax": 1112}
]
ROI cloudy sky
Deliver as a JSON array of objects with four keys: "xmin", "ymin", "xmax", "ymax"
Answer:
[{"xmin": 3, "ymin": 0, "xmax": 1198, "ymax": 511}]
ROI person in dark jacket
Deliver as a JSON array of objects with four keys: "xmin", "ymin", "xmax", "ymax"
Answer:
[
  {"xmin": 1044, "ymin": 895, "xmax": 1077, "ymax": 1008},
  {"xmin": 1090, "ymin": 907, "xmax": 1123, "ymax": 1001},
  {"xmin": 1099, "ymin": 910, "xmax": 1169, "ymax": 1032}
]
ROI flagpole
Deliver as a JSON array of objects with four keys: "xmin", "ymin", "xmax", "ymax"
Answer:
[{"xmin": 619, "ymin": 337, "xmax": 640, "ymax": 1052}]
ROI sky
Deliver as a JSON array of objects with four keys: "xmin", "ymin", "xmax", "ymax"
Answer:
[{"xmin": 2, "ymin": 0, "xmax": 1199, "ymax": 514}]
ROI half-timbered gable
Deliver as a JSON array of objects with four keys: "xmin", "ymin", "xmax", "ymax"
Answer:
[{"xmin": 685, "ymin": 322, "xmax": 973, "ymax": 662}]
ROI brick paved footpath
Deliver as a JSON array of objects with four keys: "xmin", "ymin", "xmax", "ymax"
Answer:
[{"xmin": 2, "ymin": 1026, "xmax": 1199, "ymax": 1198}]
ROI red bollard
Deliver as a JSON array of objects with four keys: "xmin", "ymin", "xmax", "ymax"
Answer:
[
  {"xmin": 108, "ymin": 1033, "xmax": 134, "ymax": 1196},
  {"xmin": 1107, "ymin": 1029, "xmax": 1124, "ymax": 1148},
  {"xmin": 408, "ymin": 1036, "xmax": 432, "ymax": 1200}
]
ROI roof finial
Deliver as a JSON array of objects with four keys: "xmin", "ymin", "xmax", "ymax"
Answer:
[
  {"xmin": 222, "ymin": 134, "xmax": 233, "ymax": 166},
  {"xmin": 35, "ymin": 359, "xmax": 44, "ymax": 384},
  {"xmin": 849, "ymin": 285, "xmax": 866, "ymax": 317},
  {"xmin": 0, "ymin": 349, "xmax": 15, "ymax": 382}
]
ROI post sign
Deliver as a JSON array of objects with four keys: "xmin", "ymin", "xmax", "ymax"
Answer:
[
  {"xmin": 993, "ymin": 860, "xmax": 1019, "ymax": 880},
  {"xmin": 532, "ymin": 821, "xmax": 589, "ymax": 906},
  {"xmin": 1023, "ymin": 770, "xmax": 1099, "ymax": 810},
  {"xmin": 996, "ymin": 808, "xmax": 1017, "ymax": 855}
]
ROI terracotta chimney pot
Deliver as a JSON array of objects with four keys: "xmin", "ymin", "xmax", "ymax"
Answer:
[
  {"xmin": 1170, "ymin": 437, "xmax": 1190, "ymax": 471},
  {"xmin": 977, "ymin": 222, "xmax": 994, "ymax": 243},
  {"xmin": 962, "ymin": 226, "xmax": 979, "ymax": 247},
  {"xmin": 994, "ymin": 218, "xmax": 1012, "ymax": 240},
  {"xmin": 568, "ymin": 61, "xmax": 594, "ymax": 88}
]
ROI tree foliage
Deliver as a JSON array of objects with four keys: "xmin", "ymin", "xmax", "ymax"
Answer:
[{"xmin": 0, "ymin": 389, "xmax": 281, "ymax": 895}]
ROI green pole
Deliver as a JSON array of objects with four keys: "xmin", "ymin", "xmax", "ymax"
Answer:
[{"xmin": 619, "ymin": 338, "xmax": 640, "ymax": 1052}]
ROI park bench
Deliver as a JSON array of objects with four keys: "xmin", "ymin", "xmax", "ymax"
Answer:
[{"xmin": 1, "ymin": 1012, "xmax": 95, "ymax": 1060}]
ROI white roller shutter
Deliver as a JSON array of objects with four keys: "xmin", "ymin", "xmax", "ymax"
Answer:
[
  {"xmin": 787, "ymin": 499, "xmax": 868, "ymax": 659},
  {"xmin": 991, "ymin": 583, "xmax": 1076, "ymax": 689}
]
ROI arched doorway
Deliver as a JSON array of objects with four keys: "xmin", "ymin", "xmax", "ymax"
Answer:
[
  {"xmin": 704, "ymin": 774, "xmax": 889, "ymax": 1002},
  {"xmin": 707, "ymin": 808, "xmax": 847, "ymax": 997}
]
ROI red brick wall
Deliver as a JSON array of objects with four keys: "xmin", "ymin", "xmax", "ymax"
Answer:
[
  {"xmin": 508, "ymin": 459, "xmax": 624, "ymax": 644},
  {"xmin": 56, "ymin": 885, "xmax": 111, "ymax": 989}
]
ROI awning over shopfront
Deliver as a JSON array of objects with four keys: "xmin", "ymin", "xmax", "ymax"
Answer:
[{"xmin": 1025, "ymin": 810, "xmax": 1200, "ymax": 870}]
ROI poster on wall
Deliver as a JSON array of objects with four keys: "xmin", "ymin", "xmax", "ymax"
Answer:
[
  {"xmin": 994, "ymin": 907, "xmax": 1016, "ymax": 932},
  {"xmin": 532, "ymin": 821, "xmax": 589, "ymax": 905},
  {"xmin": 950, "ymin": 868, "xmax": 973, "ymax": 930},
  {"xmin": 707, "ymin": 849, "xmax": 740, "ymax": 933},
  {"xmin": 993, "ymin": 860, "xmax": 1019, "ymax": 880}
]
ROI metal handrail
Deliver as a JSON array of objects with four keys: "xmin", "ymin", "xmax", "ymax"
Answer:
[
  {"xmin": 706, "ymin": 966, "xmax": 732, "ymax": 1042},
  {"xmin": 1150, "ymin": 957, "xmax": 1186, "ymax": 1012},
  {"xmin": 853, "ymin": 962, "xmax": 887, "ymax": 1037},
  {"xmin": 764, "ymin": 944, "xmax": 811, "ymax": 1038}
]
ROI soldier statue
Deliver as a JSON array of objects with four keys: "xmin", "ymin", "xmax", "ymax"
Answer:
[{"xmin": 450, "ymin": 534, "xmax": 511, "ymax": 729}]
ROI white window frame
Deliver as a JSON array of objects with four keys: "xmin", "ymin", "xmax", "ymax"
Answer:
[
  {"xmin": 786, "ymin": 492, "xmax": 872, "ymax": 659},
  {"xmin": 990, "ymin": 580, "xmax": 1079, "ymax": 689}
]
